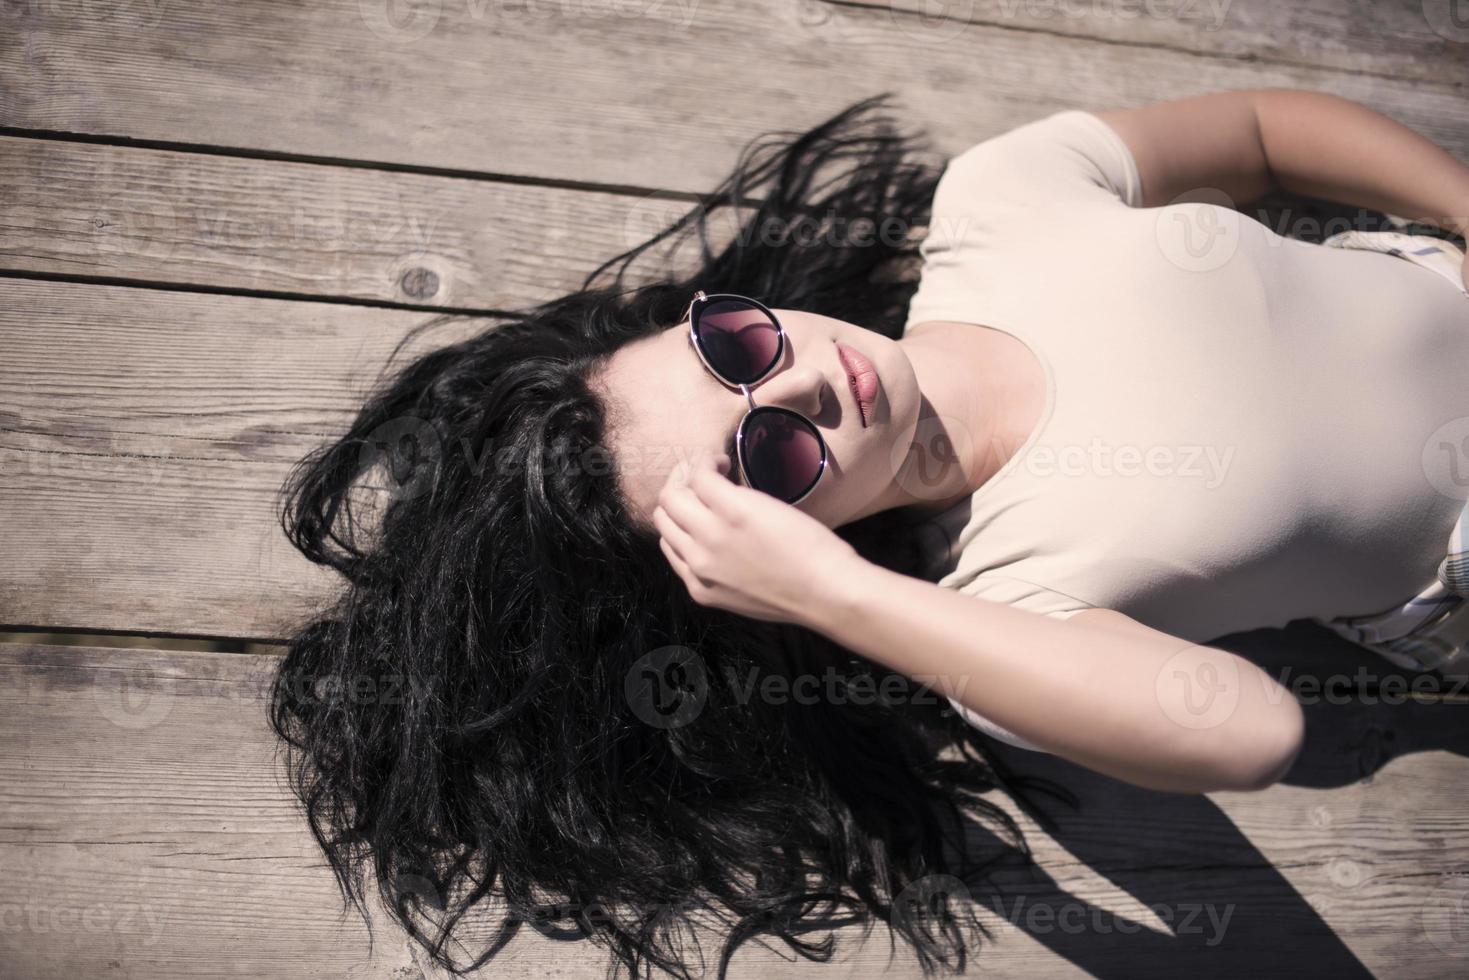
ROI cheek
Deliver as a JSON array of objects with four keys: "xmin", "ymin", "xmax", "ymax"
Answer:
[{"xmin": 822, "ymin": 432, "xmax": 894, "ymax": 514}]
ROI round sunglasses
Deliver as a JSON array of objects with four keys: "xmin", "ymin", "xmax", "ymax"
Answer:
[{"xmin": 684, "ymin": 291, "xmax": 829, "ymax": 504}]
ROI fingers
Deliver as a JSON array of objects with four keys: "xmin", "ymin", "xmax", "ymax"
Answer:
[
  {"xmin": 653, "ymin": 455, "xmax": 705, "ymax": 543},
  {"xmin": 656, "ymin": 505, "xmax": 714, "ymax": 602},
  {"xmin": 658, "ymin": 535, "xmax": 701, "ymax": 590},
  {"xmin": 652, "ymin": 500, "xmax": 698, "ymax": 561},
  {"xmin": 662, "ymin": 468, "xmax": 726, "ymax": 529},
  {"xmin": 655, "ymin": 454, "xmax": 734, "ymax": 590},
  {"xmin": 659, "ymin": 453, "xmax": 739, "ymax": 532},
  {"xmin": 682, "ymin": 454, "xmax": 753, "ymax": 522}
]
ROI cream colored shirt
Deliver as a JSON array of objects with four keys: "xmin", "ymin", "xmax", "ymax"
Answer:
[{"xmin": 902, "ymin": 110, "xmax": 1469, "ymax": 750}]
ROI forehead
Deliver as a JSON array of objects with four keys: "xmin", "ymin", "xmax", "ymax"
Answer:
[{"xmin": 596, "ymin": 326, "xmax": 729, "ymax": 519}]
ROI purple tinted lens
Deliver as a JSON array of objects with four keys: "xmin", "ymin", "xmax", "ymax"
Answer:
[
  {"xmin": 740, "ymin": 409, "xmax": 824, "ymax": 502},
  {"xmin": 694, "ymin": 299, "xmax": 781, "ymax": 385}
]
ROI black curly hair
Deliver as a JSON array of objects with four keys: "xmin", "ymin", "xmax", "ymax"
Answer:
[{"xmin": 268, "ymin": 93, "xmax": 1079, "ymax": 980}]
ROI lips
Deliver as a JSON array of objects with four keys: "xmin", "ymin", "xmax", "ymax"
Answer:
[{"xmin": 835, "ymin": 341, "xmax": 879, "ymax": 428}]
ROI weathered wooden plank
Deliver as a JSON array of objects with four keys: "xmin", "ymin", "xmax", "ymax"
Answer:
[
  {"xmin": 3, "ymin": 642, "xmax": 1468, "ymax": 978},
  {"xmin": 0, "ymin": 135, "xmax": 684, "ymax": 310},
  {"xmin": 0, "ymin": 133, "xmax": 1426, "ymax": 315},
  {"xmin": 1, "ymin": 1, "xmax": 1463, "ymax": 196},
  {"xmin": 0, "ymin": 278, "xmax": 492, "ymax": 638},
  {"xmin": 0, "ymin": 644, "xmax": 422, "ymax": 979},
  {"xmin": 864, "ymin": 0, "xmax": 1465, "ymax": 83}
]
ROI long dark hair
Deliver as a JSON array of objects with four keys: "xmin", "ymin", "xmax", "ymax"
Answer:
[{"xmin": 268, "ymin": 94, "xmax": 1078, "ymax": 979}]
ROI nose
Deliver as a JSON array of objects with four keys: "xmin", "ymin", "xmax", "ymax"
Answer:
[{"xmin": 750, "ymin": 364, "xmax": 830, "ymax": 422}]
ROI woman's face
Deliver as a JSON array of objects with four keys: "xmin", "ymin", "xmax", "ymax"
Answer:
[{"xmin": 596, "ymin": 309, "xmax": 923, "ymax": 529}]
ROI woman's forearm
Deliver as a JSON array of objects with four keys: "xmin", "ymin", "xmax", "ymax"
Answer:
[
  {"xmin": 807, "ymin": 559, "xmax": 1304, "ymax": 795},
  {"xmin": 1101, "ymin": 89, "xmax": 1469, "ymax": 236},
  {"xmin": 1253, "ymin": 89, "xmax": 1469, "ymax": 237}
]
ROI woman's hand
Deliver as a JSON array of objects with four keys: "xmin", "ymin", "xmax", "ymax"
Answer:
[{"xmin": 653, "ymin": 452, "xmax": 866, "ymax": 626}]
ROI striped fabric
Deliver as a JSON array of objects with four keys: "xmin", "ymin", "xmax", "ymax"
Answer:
[{"xmin": 1318, "ymin": 230, "xmax": 1469, "ymax": 672}]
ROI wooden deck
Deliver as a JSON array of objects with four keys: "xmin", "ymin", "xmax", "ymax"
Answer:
[{"xmin": 3, "ymin": 2, "xmax": 1469, "ymax": 977}]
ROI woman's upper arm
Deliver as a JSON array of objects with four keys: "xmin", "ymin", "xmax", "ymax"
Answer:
[
  {"xmin": 1095, "ymin": 91, "xmax": 1276, "ymax": 208},
  {"xmin": 948, "ymin": 605, "xmax": 1169, "ymax": 753}
]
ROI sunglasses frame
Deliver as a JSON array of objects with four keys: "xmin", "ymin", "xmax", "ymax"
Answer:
[{"xmin": 684, "ymin": 290, "xmax": 829, "ymax": 505}]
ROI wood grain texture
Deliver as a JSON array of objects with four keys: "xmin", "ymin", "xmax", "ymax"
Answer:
[
  {"xmin": 1, "ymin": 0, "xmax": 1464, "ymax": 196},
  {"xmin": 867, "ymin": 0, "xmax": 1467, "ymax": 83},
  {"xmin": 0, "ymin": 278, "xmax": 495, "ymax": 638},
  {"xmin": 2, "ymin": 641, "xmax": 1468, "ymax": 979},
  {"xmin": 0, "ymin": 644, "xmax": 416, "ymax": 979},
  {"xmin": 0, "ymin": 136, "xmax": 697, "ymax": 310}
]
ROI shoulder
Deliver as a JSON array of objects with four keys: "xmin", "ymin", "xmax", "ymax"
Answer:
[{"xmin": 934, "ymin": 110, "xmax": 1143, "ymax": 213}]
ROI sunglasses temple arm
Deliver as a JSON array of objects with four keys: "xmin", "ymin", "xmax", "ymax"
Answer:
[{"xmin": 681, "ymin": 290, "xmax": 706, "ymax": 325}]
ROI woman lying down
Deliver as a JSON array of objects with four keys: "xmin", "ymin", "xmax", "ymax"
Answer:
[{"xmin": 269, "ymin": 88, "xmax": 1469, "ymax": 978}]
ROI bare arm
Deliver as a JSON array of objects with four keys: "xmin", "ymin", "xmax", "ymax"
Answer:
[
  {"xmin": 812, "ymin": 561, "xmax": 1304, "ymax": 795},
  {"xmin": 1097, "ymin": 89, "xmax": 1469, "ymax": 240},
  {"xmin": 656, "ymin": 455, "xmax": 1305, "ymax": 796}
]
